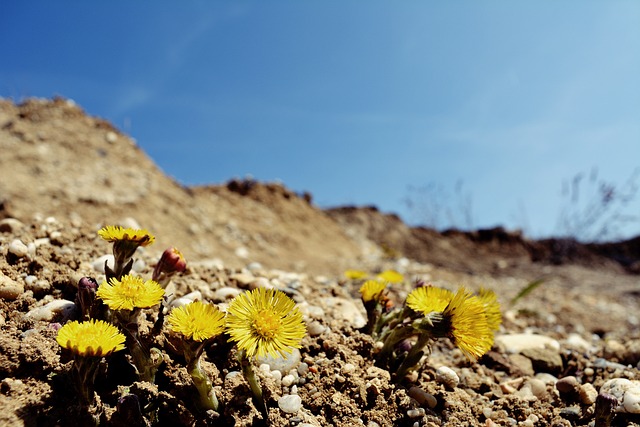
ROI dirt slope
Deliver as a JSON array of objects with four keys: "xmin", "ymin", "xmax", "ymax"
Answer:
[{"xmin": 0, "ymin": 97, "xmax": 362, "ymax": 275}]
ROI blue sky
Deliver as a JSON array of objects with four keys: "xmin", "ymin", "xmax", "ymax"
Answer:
[{"xmin": 2, "ymin": 2, "xmax": 639, "ymax": 241}]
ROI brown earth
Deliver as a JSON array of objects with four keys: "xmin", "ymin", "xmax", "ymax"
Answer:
[{"xmin": 0, "ymin": 97, "xmax": 639, "ymax": 426}]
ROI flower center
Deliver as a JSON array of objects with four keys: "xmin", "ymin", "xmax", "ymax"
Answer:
[{"xmin": 252, "ymin": 309, "xmax": 281, "ymax": 339}]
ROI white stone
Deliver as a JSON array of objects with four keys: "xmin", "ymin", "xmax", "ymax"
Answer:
[
  {"xmin": 342, "ymin": 363, "xmax": 356, "ymax": 375},
  {"xmin": 8, "ymin": 239, "xmax": 29, "ymax": 258},
  {"xmin": 214, "ymin": 286, "xmax": 242, "ymax": 301},
  {"xmin": 600, "ymin": 378, "xmax": 640, "ymax": 413},
  {"xmin": 320, "ymin": 297, "xmax": 366, "ymax": 328},
  {"xmin": 282, "ymin": 374, "xmax": 296, "ymax": 387},
  {"xmin": 435, "ymin": 366, "xmax": 460, "ymax": 389},
  {"xmin": 270, "ymin": 370, "xmax": 282, "ymax": 382},
  {"xmin": 92, "ymin": 254, "xmax": 115, "ymax": 273},
  {"xmin": 278, "ymin": 394, "xmax": 302, "ymax": 413},
  {"xmin": 306, "ymin": 320, "xmax": 327, "ymax": 336},
  {"xmin": 26, "ymin": 299, "xmax": 76, "ymax": 321},
  {"xmin": 256, "ymin": 348, "xmax": 301, "ymax": 373},
  {"xmin": 235, "ymin": 247, "xmax": 249, "ymax": 259},
  {"xmin": 564, "ymin": 333, "xmax": 593, "ymax": 352},
  {"xmin": 169, "ymin": 291, "xmax": 202, "ymax": 309},
  {"xmin": 105, "ymin": 131, "xmax": 118, "ymax": 143},
  {"xmin": 494, "ymin": 333, "xmax": 560, "ymax": 354}
]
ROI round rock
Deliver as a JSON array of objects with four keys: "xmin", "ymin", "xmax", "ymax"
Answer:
[
  {"xmin": 26, "ymin": 299, "xmax": 76, "ymax": 322},
  {"xmin": 256, "ymin": 347, "xmax": 301, "ymax": 373},
  {"xmin": 0, "ymin": 273, "xmax": 24, "ymax": 300},
  {"xmin": 600, "ymin": 378, "xmax": 640, "ymax": 413},
  {"xmin": 278, "ymin": 394, "xmax": 302, "ymax": 414},
  {"xmin": 436, "ymin": 366, "xmax": 460, "ymax": 389},
  {"xmin": 8, "ymin": 239, "xmax": 29, "ymax": 258}
]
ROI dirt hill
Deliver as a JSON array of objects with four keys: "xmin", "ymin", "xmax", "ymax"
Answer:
[{"xmin": 0, "ymin": 97, "xmax": 363, "ymax": 275}]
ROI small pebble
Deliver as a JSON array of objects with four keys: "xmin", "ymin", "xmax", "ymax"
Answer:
[
  {"xmin": 105, "ymin": 131, "xmax": 118, "ymax": 143},
  {"xmin": 0, "ymin": 273, "xmax": 24, "ymax": 301},
  {"xmin": 406, "ymin": 408, "xmax": 425, "ymax": 418},
  {"xmin": 556, "ymin": 376, "xmax": 579, "ymax": 394},
  {"xmin": 526, "ymin": 379, "xmax": 548, "ymax": 399},
  {"xmin": 579, "ymin": 383, "xmax": 597, "ymax": 405},
  {"xmin": 282, "ymin": 374, "xmax": 296, "ymax": 387},
  {"xmin": 436, "ymin": 366, "xmax": 459, "ymax": 389},
  {"xmin": 8, "ymin": 239, "xmax": 29, "ymax": 258},
  {"xmin": 342, "ymin": 363, "xmax": 356, "ymax": 375},
  {"xmin": 26, "ymin": 279, "xmax": 51, "ymax": 295},
  {"xmin": 278, "ymin": 394, "xmax": 302, "ymax": 413},
  {"xmin": 297, "ymin": 363, "xmax": 309, "ymax": 376},
  {"xmin": 408, "ymin": 386, "xmax": 437, "ymax": 408},
  {"xmin": 270, "ymin": 370, "xmax": 282, "ymax": 382},
  {"xmin": 306, "ymin": 320, "xmax": 327, "ymax": 336},
  {"xmin": 213, "ymin": 286, "xmax": 242, "ymax": 301}
]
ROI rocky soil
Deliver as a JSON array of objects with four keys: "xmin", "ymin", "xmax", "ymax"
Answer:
[{"xmin": 0, "ymin": 97, "xmax": 639, "ymax": 426}]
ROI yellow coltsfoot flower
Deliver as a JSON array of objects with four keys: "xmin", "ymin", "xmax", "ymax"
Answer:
[
  {"xmin": 226, "ymin": 287, "xmax": 306, "ymax": 358},
  {"xmin": 167, "ymin": 301, "xmax": 225, "ymax": 342},
  {"xmin": 344, "ymin": 269, "xmax": 369, "ymax": 280},
  {"xmin": 97, "ymin": 275, "xmax": 165, "ymax": 311},
  {"xmin": 56, "ymin": 319, "xmax": 126, "ymax": 405},
  {"xmin": 376, "ymin": 270, "xmax": 404, "ymax": 284},
  {"xmin": 98, "ymin": 225, "xmax": 155, "ymax": 247},
  {"xmin": 442, "ymin": 288, "xmax": 494, "ymax": 360},
  {"xmin": 57, "ymin": 319, "xmax": 126, "ymax": 357},
  {"xmin": 477, "ymin": 287, "xmax": 502, "ymax": 332},
  {"xmin": 359, "ymin": 280, "xmax": 388, "ymax": 303},
  {"xmin": 167, "ymin": 301, "xmax": 226, "ymax": 412},
  {"xmin": 406, "ymin": 285, "xmax": 454, "ymax": 315},
  {"xmin": 98, "ymin": 225, "xmax": 155, "ymax": 280}
]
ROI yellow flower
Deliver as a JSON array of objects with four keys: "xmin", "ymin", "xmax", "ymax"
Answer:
[
  {"xmin": 477, "ymin": 288, "xmax": 502, "ymax": 331},
  {"xmin": 225, "ymin": 288, "xmax": 307, "ymax": 358},
  {"xmin": 443, "ymin": 288, "xmax": 493, "ymax": 360},
  {"xmin": 167, "ymin": 301, "xmax": 226, "ymax": 342},
  {"xmin": 360, "ymin": 280, "xmax": 387, "ymax": 303},
  {"xmin": 96, "ymin": 275, "xmax": 164, "ymax": 311},
  {"xmin": 406, "ymin": 286, "xmax": 454, "ymax": 314},
  {"xmin": 376, "ymin": 270, "xmax": 404, "ymax": 284},
  {"xmin": 344, "ymin": 270, "xmax": 369, "ymax": 280},
  {"xmin": 57, "ymin": 319, "xmax": 126, "ymax": 357},
  {"xmin": 98, "ymin": 225, "xmax": 155, "ymax": 247}
]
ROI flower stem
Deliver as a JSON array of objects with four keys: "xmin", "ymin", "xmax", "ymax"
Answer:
[
  {"xmin": 73, "ymin": 355, "xmax": 101, "ymax": 406},
  {"xmin": 394, "ymin": 332, "xmax": 431, "ymax": 381},
  {"xmin": 118, "ymin": 313, "xmax": 161, "ymax": 383},
  {"xmin": 238, "ymin": 350, "xmax": 269, "ymax": 422},
  {"xmin": 377, "ymin": 325, "xmax": 415, "ymax": 364},
  {"xmin": 187, "ymin": 356, "xmax": 219, "ymax": 412}
]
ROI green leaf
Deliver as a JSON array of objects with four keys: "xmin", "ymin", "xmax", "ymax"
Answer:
[{"xmin": 510, "ymin": 278, "xmax": 545, "ymax": 305}]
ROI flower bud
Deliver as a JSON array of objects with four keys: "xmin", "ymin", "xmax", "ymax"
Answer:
[
  {"xmin": 153, "ymin": 247, "xmax": 187, "ymax": 286},
  {"xmin": 76, "ymin": 277, "xmax": 98, "ymax": 320}
]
